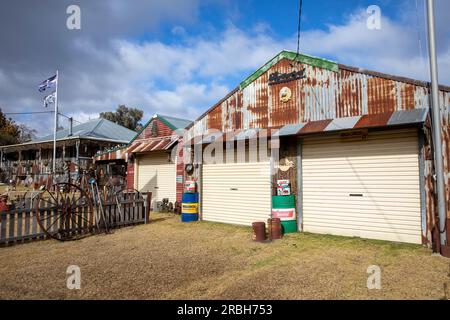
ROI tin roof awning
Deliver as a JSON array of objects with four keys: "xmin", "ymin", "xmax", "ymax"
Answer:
[
  {"xmin": 187, "ymin": 128, "xmax": 279, "ymax": 146},
  {"xmin": 95, "ymin": 136, "xmax": 178, "ymax": 161},
  {"xmin": 186, "ymin": 109, "xmax": 429, "ymax": 146},
  {"xmin": 274, "ymin": 109, "xmax": 429, "ymax": 137},
  {"xmin": 127, "ymin": 137, "xmax": 178, "ymax": 154}
]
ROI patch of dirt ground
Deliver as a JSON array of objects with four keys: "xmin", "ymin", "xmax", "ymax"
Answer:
[{"xmin": 0, "ymin": 213, "xmax": 449, "ymax": 300}]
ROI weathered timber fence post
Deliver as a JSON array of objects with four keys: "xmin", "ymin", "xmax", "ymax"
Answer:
[{"xmin": 144, "ymin": 192, "xmax": 152, "ymax": 224}]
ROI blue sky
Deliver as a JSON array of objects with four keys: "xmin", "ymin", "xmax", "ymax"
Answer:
[{"xmin": 0, "ymin": 0, "xmax": 449, "ymax": 136}]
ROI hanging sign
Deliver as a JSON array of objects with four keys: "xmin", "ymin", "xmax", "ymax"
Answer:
[
  {"xmin": 276, "ymin": 179, "xmax": 291, "ymax": 196},
  {"xmin": 268, "ymin": 69, "xmax": 306, "ymax": 86},
  {"xmin": 272, "ymin": 208, "xmax": 296, "ymax": 221}
]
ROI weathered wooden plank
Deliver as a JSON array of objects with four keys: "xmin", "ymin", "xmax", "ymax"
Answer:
[
  {"xmin": 32, "ymin": 211, "xmax": 38, "ymax": 239},
  {"xmin": 9, "ymin": 210, "xmax": 16, "ymax": 244},
  {"xmin": 46, "ymin": 208, "xmax": 52, "ymax": 238},
  {"xmin": 77, "ymin": 203, "xmax": 82, "ymax": 235},
  {"xmin": 0, "ymin": 211, "xmax": 7, "ymax": 244},
  {"xmin": 24, "ymin": 210, "xmax": 31, "ymax": 240},
  {"xmin": 17, "ymin": 210, "xmax": 23, "ymax": 241},
  {"xmin": 83, "ymin": 204, "xmax": 88, "ymax": 231}
]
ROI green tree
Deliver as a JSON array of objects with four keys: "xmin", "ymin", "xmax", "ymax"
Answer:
[
  {"xmin": 0, "ymin": 108, "xmax": 20, "ymax": 145},
  {"xmin": 100, "ymin": 105, "xmax": 143, "ymax": 131},
  {"xmin": 0, "ymin": 109, "xmax": 39, "ymax": 145}
]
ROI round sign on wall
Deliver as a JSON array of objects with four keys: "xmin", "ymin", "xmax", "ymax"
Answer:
[{"xmin": 279, "ymin": 87, "xmax": 292, "ymax": 102}]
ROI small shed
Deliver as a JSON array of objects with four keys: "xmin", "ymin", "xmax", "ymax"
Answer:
[
  {"xmin": 184, "ymin": 50, "xmax": 450, "ymax": 248},
  {"xmin": 95, "ymin": 114, "xmax": 192, "ymax": 209}
]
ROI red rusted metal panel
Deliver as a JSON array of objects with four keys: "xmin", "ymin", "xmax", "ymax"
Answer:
[
  {"xmin": 138, "ymin": 118, "xmax": 173, "ymax": 140},
  {"xmin": 269, "ymin": 60, "xmax": 301, "ymax": 127},
  {"xmin": 207, "ymin": 104, "xmax": 223, "ymax": 131},
  {"xmin": 354, "ymin": 112, "xmax": 393, "ymax": 129},
  {"xmin": 337, "ymin": 69, "xmax": 365, "ymax": 118},
  {"xmin": 367, "ymin": 77, "xmax": 397, "ymax": 114},
  {"xmin": 248, "ymin": 71, "xmax": 269, "ymax": 128},
  {"xmin": 140, "ymin": 140, "xmax": 161, "ymax": 153},
  {"xmin": 400, "ymin": 84, "xmax": 416, "ymax": 110},
  {"xmin": 126, "ymin": 142, "xmax": 142, "ymax": 154},
  {"xmin": 299, "ymin": 120, "xmax": 332, "ymax": 134}
]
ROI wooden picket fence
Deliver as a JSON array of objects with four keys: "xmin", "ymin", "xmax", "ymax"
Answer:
[{"xmin": 0, "ymin": 192, "xmax": 151, "ymax": 246}]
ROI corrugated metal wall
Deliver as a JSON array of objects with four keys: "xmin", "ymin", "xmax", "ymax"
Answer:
[
  {"xmin": 187, "ymin": 59, "xmax": 442, "ymax": 139},
  {"xmin": 187, "ymin": 56, "xmax": 450, "ymax": 245}
]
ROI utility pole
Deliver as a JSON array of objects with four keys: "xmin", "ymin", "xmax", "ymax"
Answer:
[{"xmin": 426, "ymin": 0, "xmax": 447, "ymax": 250}]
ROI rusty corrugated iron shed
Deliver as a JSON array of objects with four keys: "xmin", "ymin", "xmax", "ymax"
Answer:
[{"xmin": 186, "ymin": 50, "xmax": 450, "ymax": 139}]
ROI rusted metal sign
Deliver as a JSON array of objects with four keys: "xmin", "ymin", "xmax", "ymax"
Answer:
[{"xmin": 268, "ymin": 69, "xmax": 306, "ymax": 85}]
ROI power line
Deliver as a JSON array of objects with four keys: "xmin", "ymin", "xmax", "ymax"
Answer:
[
  {"xmin": 4, "ymin": 111, "xmax": 83, "ymax": 124},
  {"xmin": 58, "ymin": 112, "xmax": 82, "ymax": 124},
  {"xmin": 3, "ymin": 111, "xmax": 54, "ymax": 115},
  {"xmin": 295, "ymin": 0, "xmax": 304, "ymax": 61}
]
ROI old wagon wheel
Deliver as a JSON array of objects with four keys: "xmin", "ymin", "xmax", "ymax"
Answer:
[
  {"xmin": 113, "ymin": 188, "xmax": 145, "ymax": 220},
  {"xmin": 35, "ymin": 182, "xmax": 94, "ymax": 241},
  {"xmin": 114, "ymin": 188, "xmax": 142, "ymax": 202}
]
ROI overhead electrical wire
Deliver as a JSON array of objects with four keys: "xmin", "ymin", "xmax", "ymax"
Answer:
[
  {"xmin": 3, "ymin": 111, "xmax": 54, "ymax": 115},
  {"xmin": 4, "ymin": 111, "xmax": 82, "ymax": 124},
  {"xmin": 292, "ymin": 0, "xmax": 326, "ymax": 120},
  {"xmin": 294, "ymin": 0, "xmax": 304, "ymax": 62}
]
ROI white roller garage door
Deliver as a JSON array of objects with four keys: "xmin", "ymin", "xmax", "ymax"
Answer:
[
  {"xmin": 202, "ymin": 162, "xmax": 271, "ymax": 226},
  {"xmin": 136, "ymin": 152, "xmax": 176, "ymax": 208},
  {"xmin": 302, "ymin": 129, "xmax": 422, "ymax": 244}
]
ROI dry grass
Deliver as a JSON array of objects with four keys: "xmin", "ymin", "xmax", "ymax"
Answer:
[{"xmin": 0, "ymin": 213, "xmax": 449, "ymax": 300}]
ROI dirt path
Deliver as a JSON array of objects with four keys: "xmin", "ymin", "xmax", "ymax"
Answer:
[{"xmin": 0, "ymin": 213, "xmax": 449, "ymax": 300}]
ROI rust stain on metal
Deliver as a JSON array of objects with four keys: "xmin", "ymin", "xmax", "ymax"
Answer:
[
  {"xmin": 337, "ymin": 69, "xmax": 364, "ymax": 118},
  {"xmin": 354, "ymin": 112, "xmax": 393, "ymax": 129},
  {"xmin": 299, "ymin": 120, "xmax": 332, "ymax": 134},
  {"xmin": 367, "ymin": 77, "xmax": 397, "ymax": 114},
  {"xmin": 249, "ymin": 71, "xmax": 269, "ymax": 128},
  {"xmin": 441, "ymin": 95, "xmax": 450, "ymax": 220},
  {"xmin": 401, "ymin": 84, "xmax": 416, "ymax": 110},
  {"xmin": 207, "ymin": 104, "xmax": 223, "ymax": 131},
  {"xmin": 268, "ymin": 60, "xmax": 301, "ymax": 127}
]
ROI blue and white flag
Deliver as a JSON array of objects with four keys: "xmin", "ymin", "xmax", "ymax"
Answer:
[
  {"xmin": 43, "ymin": 91, "xmax": 56, "ymax": 108},
  {"xmin": 38, "ymin": 74, "xmax": 57, "ymax": 92}
]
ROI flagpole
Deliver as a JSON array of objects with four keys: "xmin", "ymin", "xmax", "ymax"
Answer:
[
  {"xmin": 52, "ymin": 70, "xmax": 59, "ymax": 174},
  {"xmin": 426, "ymin": 0, "xmax": 447, "ymax": 251}
]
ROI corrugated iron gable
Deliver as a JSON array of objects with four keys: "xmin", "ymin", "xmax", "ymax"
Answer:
[{"xmin": 187, "ymin": 50, "xmax": 449, "ymax": 140}]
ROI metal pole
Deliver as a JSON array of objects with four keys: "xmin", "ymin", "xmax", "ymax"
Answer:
[
  {"xmin": 52, "ymin": 70, "xmax": 59, "ymax": 174},
  {"xmin": 426, "ymin": 0, "xmax": 447, "ymax": 246}
]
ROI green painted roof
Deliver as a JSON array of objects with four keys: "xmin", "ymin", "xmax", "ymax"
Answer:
[
  {"xmin": 95, "ymin": 114, "xmax": 192, "ymax": 158},
  {"xmin": 128, "ymin": 114, "xmax": 192, "ymax": 144},
  {"xmin": 239, "ymin": 50, "xmax": 339, "ymax": 90},
  {"xmin": 157, "ymin": 114, "xmax": 192, "ymax": 131}
]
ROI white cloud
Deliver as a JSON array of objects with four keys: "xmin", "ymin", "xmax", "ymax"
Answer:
[
  {"xmin": 2, "ymin": 2, "xmax": 450, "ymax": 138},
  {"xmin": 114, "ymin": 25, "xmax": 287, "ymax": 82},
  {"xmin": 300, "ymin": 9, "xmax": 449, "ymax": 84}
]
